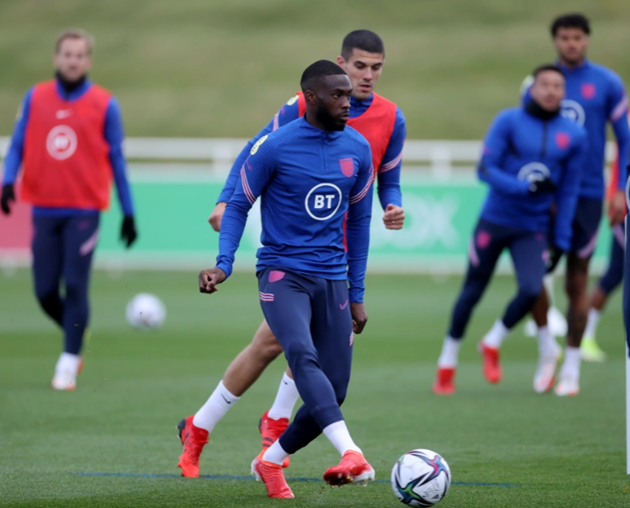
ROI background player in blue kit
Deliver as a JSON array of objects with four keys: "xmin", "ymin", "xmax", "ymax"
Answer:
[
  {"xmin": 0, "ymin": 29, "xmax": 137, "ymax": 391},
  {"xmin": 582, "ymin": 141, "xmax": 629, "ymax": 359},
  {"xmin": 524, "ymin": 14, "xmax": 630, "ymax": 395},
  {"xmin": 177, "ymin": 30, "xmax": 406, "ymax": 479},
  {"xmin": 433, "ymin": 65, "xmax": 585, "ymax": 395},
  {"xmin": 197, "ymin": 60, "xmax": 375, "ymax": 499}
]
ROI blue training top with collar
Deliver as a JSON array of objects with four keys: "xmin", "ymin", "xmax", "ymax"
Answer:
[
  {"xmin": 217, "ymin": 116, "xmax": 374, "ymax": 303},
  {"xmin": 522, "ymin": 60, "xmax": 630, "ymax": 200},
  {"xmin": 217, "ymin": 93, "xmax": 405, "ymax": 210},
  {"xmin": 478, "ymin": 103, "xmax": 586, "ymax": 252}
]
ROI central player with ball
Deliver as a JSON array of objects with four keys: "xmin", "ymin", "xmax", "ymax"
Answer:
[{"xmin": 197, "ymin": 60, "xmax": 375, "ymax": 499}]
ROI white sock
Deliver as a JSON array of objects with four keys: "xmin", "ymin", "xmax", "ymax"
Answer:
[
  {"xmin": 583, "ymin": 308, "xmax": 601, "ymax": 340},
  {"xmin": 268, "ymin": 372, "xmax": 300, "ymax": 420},
  {"xmin": 482, "ymin": 320, "xmax": 509, "ymax": 349},
  {"xmin": 262, "ymin": 439, "xmax": 290, "ymax": 466},
  {"xmin": 437, "ymin": 336, "xmax": 461, "ymax": 368},
  {"xmin": 193, "ymin": 380, "xmax": 240, "ymax": 432},
  {"xmin": 536, "ymin": 325, "xmax": 558, "ymax": 357},
  {"xmin": 560, "ymin": 347, "xmax": 581, "ymax": 380},
  {"xmin": 323, "ymin": 420, "xmax": 362, "ymax": 456},
  {"xmin": 55, "ymin": 352, "xmax": 81, "ymax": 376}
]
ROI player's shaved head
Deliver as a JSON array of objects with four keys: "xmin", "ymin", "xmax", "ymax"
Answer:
[{"xmin": 300, "ymin": 60, "xmax": 347, "ymax": 94}]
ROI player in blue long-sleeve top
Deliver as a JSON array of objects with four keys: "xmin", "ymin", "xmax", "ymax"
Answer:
[
  {"xmin": 197, "ymin": 61, "xmax": 376, "ymax": 499},
  {"xmin": 176, "ymin": 31, "xmax": 405, "ymax": 480},
  {"xmin": 0, "ymin": 29, "xmax": 137, "ymax": 391},
  {"xmin": 433, "ymin": 65, "xmax": 586, "ymax": 395},
  {"xmin": 521, "ymin": 14, "xmax": 630, "ymax": 395}
]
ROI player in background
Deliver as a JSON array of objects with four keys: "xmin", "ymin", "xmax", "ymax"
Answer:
[
  {"xmin": 178, "ymin": 29, "xmax": 406, "ymax": 478},
  {"xmin": 582, "ymin": 133, "xmax": 629, "ymax": 359},
  {"xmin": 0, "ymin": 29, "xmax": 137, "ymax": 391},
  {"xmin": 525, "ymin": 14, "xmax": 629, "ymax": 395},
  {"xmin": 198, "ymin": 61, "xmax": 375, "ymax": 498},
  {"xmin": 433, "ymin": 65, "xmax": 586, "ymax": 395}
]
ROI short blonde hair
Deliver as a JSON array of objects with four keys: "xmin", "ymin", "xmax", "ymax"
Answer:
[{"xmin": 55, "ymin": 28, "xmax": 94, "ymax": 54}]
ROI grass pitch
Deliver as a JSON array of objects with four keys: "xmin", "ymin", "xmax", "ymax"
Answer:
[
  {"xmin": 0, "ymin": 269, "xmax": 628, "ymax": 507},
  {"xmin": 0, "ymin": 0, "xmax": 629, "ymax": 139}
]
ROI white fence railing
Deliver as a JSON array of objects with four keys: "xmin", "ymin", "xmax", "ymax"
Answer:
[{"xmin": 0, "ymin": 137, "xmax": 617, "ymax": 178}]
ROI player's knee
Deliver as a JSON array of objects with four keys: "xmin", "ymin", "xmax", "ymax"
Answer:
[
  {"xmin": 518, "ymin": 282, "xmax": 543, "ymax": 303},
  {"xmin": 565, "ymin": 275, "xmax": 587, "ymax": 301},
  {"xmin": 64, "ymin": 280, "xmax": 88, "ymax": 306},
  {"xmin": 283, "ymin": 341, "xmax": 317, "ymax": 364},
  {"xmin": 259, "ymin": 340, "xmax": 283, "ymax": 362},
  {"xmin": 458, "ymin": 286, "xmax": 484, "ymax": 307},
  {"xmin": 35, "ymin": 285, "xmax": 58, "ymax": 306}
]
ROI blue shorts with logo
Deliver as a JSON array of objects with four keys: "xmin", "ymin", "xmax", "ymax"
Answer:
[{"xmin": 570, "ymin": 197, "xmax": 602, "ymax": 258}]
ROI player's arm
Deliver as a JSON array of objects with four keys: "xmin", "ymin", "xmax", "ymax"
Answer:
[
  {"xmin": 346, "ymin": 142, "xmax": 375, "ymax": 333},
  {"xmin": 104, "ymin": 97, "xmax": 137, "ymax": 248},
  {"xmin": 553, "ymin": 130, "xmax": 586, "ymax": 253},
  {"xmin": 209, "ymin": 97, "xmax": 300, "ymax": 231},
  {"xmin": 1, "ymin": 88, "xmax": 33, "ymax": 215},
  {"xmin": 607, "ymin": 79, "xmax": 630, "ymax": 225},
  {"xmin": 200, "ymin": 136, "xmax": 276, "ymax": 293},
  {"xmin": 378, "ymin": 107, "xmax": 406, "ymax": 230},
  {"xmin": 477, "ymin": 111, "xmax": 530, "ymax": 196}
]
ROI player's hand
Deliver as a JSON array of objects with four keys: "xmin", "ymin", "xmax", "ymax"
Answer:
[
  {"xmin": 528, "ymin": 177, "xmax": 556, "ymax": 195},
  {"xmin": 120, "ymin": 215, "xmax": 138, "ymax": 249},
  {"xmin": 208, "ymin": 202, "xmax": 227, "ymax": 232},
  {"xmin": 608, "ymin": 189, "xmax": 626, "ymax": 226},
  {"xmin": 383, "ymin": 204, "xmax": 405, "ymax": 230},
  {"xmin": 199, "ymin": 268, "xmax": 226, "ymax": 294},
  {"xmin": 1, "ymin": 184, "xmax": 15, "ymax": 215},
  {"xmin": 546, "ymin": 245, "xmax": 564, "ymax": 274},
  {"xmin": 350, "ymin": 302, "xmax": 368, "ymax": 334}
]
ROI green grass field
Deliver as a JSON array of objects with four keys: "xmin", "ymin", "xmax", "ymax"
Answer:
[
  {"xmin": 1, "ymin": 269, "xmax": 628, "ymax": 507},
  {"xmin": 1, "ymin": 0, "xmax": 629, "ymax": 139}
]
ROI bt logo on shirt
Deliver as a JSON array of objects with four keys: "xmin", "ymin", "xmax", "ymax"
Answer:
[{"xmin": 305, "ymin": 183, "xmax": 342, "ymax": 221}]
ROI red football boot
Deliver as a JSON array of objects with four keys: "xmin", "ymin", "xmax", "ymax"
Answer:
[
  {"xmin": 251, "ymin": 452, "xmax": 294, "ymax": 498},
  {"xmin": 259, "ymin": 410, "xmax": 290, "ymax": 468},
  {"xmin": 177, "ymin": 416, "xmax": 209, "ymax": 478},
  {"xmin": 323, "ymin": 450, "xmax": 375, "ymax": 487},
  {"xmin": 479, "ymin": 343, "xmax": 502, "ymax": 384},
  {"xmin": 432, "ymin": 367, "xmax": 456, "ymax": 395}
]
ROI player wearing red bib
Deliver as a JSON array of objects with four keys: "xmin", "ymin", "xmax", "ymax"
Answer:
[
  {"xmin": 0, "ymin": 29, "xmax": 137, "ymax": 391},
  {"xmin": 177, "ymin": 30, "xmax": 406, "ymax": 478}
]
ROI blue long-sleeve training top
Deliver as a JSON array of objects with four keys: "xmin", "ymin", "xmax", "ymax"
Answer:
[
  {"xmin": 523, "ymin": 60, "xmax": 630, "ymax": 199},
  {"xmin": 478, "ymin": 103, "xmax": 587, "ymax": 251},
  {"xmin": 2, "ymin": 78, "xmax": 134, "ymax": 217},
  {"xmin": 217, "ymin": 93, "xmax": 405, "ymax": 210},
  {"xmin": 217, "ymin": 117, "xmax": 374, "ymax": 303}
]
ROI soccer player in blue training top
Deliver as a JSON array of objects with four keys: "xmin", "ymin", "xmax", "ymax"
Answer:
[
  {"xmin": 197, "ymin": 60, "xmax": 375, "ymax": 499},
  {"xmin": 0, "ymin": 29, "xmax": 137, "ymax": 391},
  {"xmin": 178, "ymin": 30, "xmax": 405, "ymax": 479},
  {"xmin": 523, "ymin": 13, "xmax": 629, "ymax": 395},
  {"xmin": 582, "ymin": 138, "xmax": 628, "ymax": 360},
  {"xmin": 433, "ymin": 65, "xmax": 586, "ymax": 396}
]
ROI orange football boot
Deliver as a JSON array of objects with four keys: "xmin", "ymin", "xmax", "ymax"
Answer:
[
  {"xmin": 259, "ymin": 410, "xmax": 290, "ymax": 468},
  {"xmin": 432, "ymin": 367, "xmax": 456, "ymax": 395},
  {"xmin": 251, "ymin": 452, "xmax": 294, "ymax": 498},
  {"xmin": 177, "ymin": 416, "xmax": 209, "ymax": 478},
  {"xmin": 323, "ymin": 450, "xmax": 375, "ymax": 487},
  {"xmin": 479, "ymin": 343, "xmax": 502, "ymax": 384}
]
